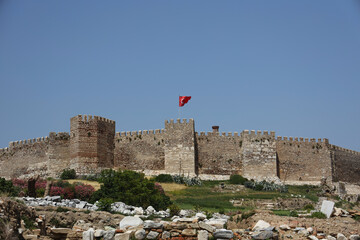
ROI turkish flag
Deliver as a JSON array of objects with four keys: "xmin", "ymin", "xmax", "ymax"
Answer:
[{"xmin": 179, "ymin": 96, "xmax": 191, "ymax": 107}]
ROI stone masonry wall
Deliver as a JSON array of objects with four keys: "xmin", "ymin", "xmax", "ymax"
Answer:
[
  {"xmin": 114, "ymin": 130, "xmax": 165, "ymax": 171},
  {"xmin": 276, "ymin": 137, "xmax": 332, "ymax": 184},
  {"xmin": 242, "ymin": 130, "xmax": 278, "ymax": 181},
  {"xmin": 0, "ymin": 137, "xmax": 49, "ymax": 179},
  {"xmin": 330, "ymin": 145, "xmax": 360, "ymax": 184},
  {"xmin": 196, "ymin": 131, "xmax": 242, "ymax": 175},
  {"xmin": 70, "ymin": 115, "xmax": 115, "ymax": 174},
  {"xmin": 164, "ymin": 119, "xmax": 196, "ymax": 176},
  {"xmin": 47, "ymin": 132, "xmax": 71, "ymax": 178}
]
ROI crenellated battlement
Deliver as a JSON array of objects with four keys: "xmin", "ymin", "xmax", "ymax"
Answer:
[
  {"xmin": 8, "ymin": 136, "xmax": 49, "ymax": 149},
  {"xmin": 71, "ymin": 114, "xmax": 115, "ymax": 124},
  {"xmin": 196, "ymin": 131, "xmax": 241, "ymax": 137},
  {"xmin": 242, "ymin": 130, "xmax": 276, "ymax": 138},
  {"xmin": 165, "ymin": 118, "xmax": 194, "ymax": 127},
  {"xmin": 329, "ymin": 144, "xmax": 360, "ymax": 155},
  {"xmin": 115, "ymin": 129, "xmax": 165, "ymax": 138},
  {"xmin": 276, "ymin": 136, "xmax": 329, "ymax": 144}
]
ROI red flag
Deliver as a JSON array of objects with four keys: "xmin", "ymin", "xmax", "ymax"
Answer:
[{"xmin": 179, "ymin": 96, "xmax": 191, "ymax": 107}]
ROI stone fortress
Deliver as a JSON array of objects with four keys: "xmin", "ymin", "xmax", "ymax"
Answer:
[{"xmin": 0, "ymin": 114, "xmax": 359, "ymax": 188}]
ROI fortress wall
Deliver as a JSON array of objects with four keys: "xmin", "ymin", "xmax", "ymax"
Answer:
[
  {"xmin": 276, "ymin": 137, "xmax": 332, "ymax": 184},
  {"xmin": 330, "ymin": 145, "xmax": 360, "ymax": 184},
  {"xmin": 242, "ymin": 130, "xmax": 277, "ymax": 181},
  {"xmin": 47, "ymin": 132, "xmax": 71, "ymax": 178},
  {"xmin": 0, "ymin": 137, "xmax": 49, "ymax": 179},
  {"xmin": 114, "ymin": 129, "xmax": 165, "ymax": 171},
  {"xmin": 195, "ymin": 131, "xmax": 242, "ymax": 175},
  {"xmin": 164, "ymin": 119, "xmax": 196, "ymax": 176}
]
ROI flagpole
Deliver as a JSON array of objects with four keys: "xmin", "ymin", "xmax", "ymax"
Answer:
[{"xmin": 178, "ymin": 95, "xmax": 180, "ymax": 119}]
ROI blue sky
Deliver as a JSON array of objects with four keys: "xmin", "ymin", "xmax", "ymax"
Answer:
[{"xmin": 0, "ymin": 1, "xmax": 359, "ymax": 151}]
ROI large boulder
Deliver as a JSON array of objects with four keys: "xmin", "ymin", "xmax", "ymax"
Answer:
[
  {"xmin": 213, "ymin": 229, "xmax": 233, "ymax": 239},
  {"xmin": 320, "ymin": 200, "xmax": 335, "ymax": 218},
  {"xmin": 119, "ymin": 216, "xmax": 143, "ymax": 230},
  {"xmin": 252, "ymin": 220, "xmax": 271, "ymax": 231}
]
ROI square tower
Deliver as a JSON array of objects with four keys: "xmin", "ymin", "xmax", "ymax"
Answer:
[
  {"xmin": 70, "ymin": 115, "xmax": 115, "ymax": 174},
  {"xmin": 164, "ymin": 119, "xmax": 196, "ymax": 177}
]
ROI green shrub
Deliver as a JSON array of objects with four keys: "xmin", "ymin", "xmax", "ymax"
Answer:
[
  {"xmin": 60, "ymin": 169, "xmax": 76, "ymax": 180},
  {"xmin": 244, "ymin": 180, "xmax": 288, "ymax": 193},
  {"xmin": 310, "ymin": 212, "xmax": 327, "ymax": 219},
  {"xmin": 241, "ymin": 210, "xmax": 255, "ymax": 220},
  {"xmin": 289, "ymin": 210, "xmax": 298, "ymax": 217},
  {"xmin": 229, "ymin": 175, "xmax": 247, "ymax": 185},
  {"xmin": 169, "ymin": 204, "xmax": 180, "ymax": 216},
  {"xmin": 96, "ymin": 198, "xmax": 114, "ymax": 212},
  {"xmin": 155, "ymin": 174, "xmax": 173, "ymax": 183},
  {"xmin": 91, "ymin": 169, "xmax": 171, "ymax": 210},
  {"xmin": 56, "ymin": 207, "xmax": 69, "ymax": 213},
  {"xmin": 21, "ymin": 216, "xmax": 36, "ymax": 230},
  {"xmin": 172, "ymin": 175, "xmax": 202, "ymax": 186},
  {"xmin": 0, "ymin": 177, "xmax": 19, "ymax": 196},
  {"xmin": 303, "ymin": 204, "xmax": 315, "ymax": 212}
]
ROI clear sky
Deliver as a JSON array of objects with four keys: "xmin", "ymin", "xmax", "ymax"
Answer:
[{"xmin": 0, "ymin": 1, "xmax": 359, "ymax": 151}]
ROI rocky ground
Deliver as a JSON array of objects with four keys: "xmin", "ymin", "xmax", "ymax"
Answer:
[{"xmin": 1, "ymin": 197, "xmax": 360, "ymax": 240}]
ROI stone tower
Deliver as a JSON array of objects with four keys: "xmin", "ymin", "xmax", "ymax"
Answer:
[
  {"xmin": 70, "ymin": 115, "xmax": 115, "ymax": 174},
  {"xmin": 164, "ymin": 119, "xmax": 196, "ymax": 177}
]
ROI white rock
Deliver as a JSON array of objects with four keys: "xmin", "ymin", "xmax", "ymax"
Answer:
[
  {"xmin": 252, "ymin": 220, "xmax": 271, "ymax": 231},
  {"xmin": 349, "ymin": 235, "xmax": 360, "ymax": 240},
  {"xmin": 103, "ymin": 230, "xmax": 116, "ymax": 240},
  {"xmin": 114, "ymin": 232, "xmax": 131, "ymax": 240},
  {"xmin": 320, "ymin": 200, "xmax": 335, "ymax": 218},
  {"xmin": 146, "ymin": 206, "xmax": 155, "ymax": 215},
  {"xmin": 204, "ymin": 220, "xmax": 225, "ymax": 229},
  {"xmin": 94, "ymin": 229, "xmax": 105, "ymax": 238},
  {"xmin": 213, "ymin": 229, "xmax": 233, "ymax": 239},
  {"xmin": 308, "ymin": 236, "xmax": 318, "ymax": 240},
  {"xmin": 337, "ymin": 233, "xmax": 348, "ymax": 240},
  {"xmin": 134, "ymin": 207, "xmax": 144, "ymax": 215},
  {"xmin": 161, "ymin": 231, "xmax": 171, "ymax": 239},
  {"xmin": 82, "ymin": 228, "xmax": 94, "ymax": 240},
  {"xmin": 196, "ymin": 212, "xmax": 207, "ymax": 220},
  {"xmin": 326, "ymin": 235, "xmax": 336, "ymax": 240},
  {"xmin": 119, "ymin": 216, "xmax": 143, "ymax": 230},
  {"xmin": 279, "ymin": 224, "xmax": 290, "ymax": 230},
  {"xmin": 134, "ymin": 229, "xmax": 146, "ymax": 240},
  {"xmin": 198, "ymin": 230, "xmax": 209, "ymax": 240},
  {"xmin": 146, "ymin": 231, "xmax": 159, "ymax": 239},
  {"xmin": 179, "ymin": 209, "xmax": 189, "ymax": 216},
  {"xmin": 307, "ymin": 227, "xmax": 314, "ymax": 234}
]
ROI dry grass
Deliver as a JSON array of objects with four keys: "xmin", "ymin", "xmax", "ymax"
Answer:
[
  {"xmin": 160, "ymin": 183, "xmax": 187, "ymax": 192},
  {"xmin": 65, "ymin": 180, "xmax": 101, "ymax": 190}
]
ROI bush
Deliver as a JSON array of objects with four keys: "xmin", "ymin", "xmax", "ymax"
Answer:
[
  {"xmin": 60, "ymin": 169, "xmax": 77, "ymax": 180},
  {"xmin": 49, "ymin": 186, "xmax": 65, "ymax": 196},
  {"xmin": 241, "ymin": 210, "xmax": 255, "ymax": 220},
  {"xmin": 310, "ymin": 212, "xmax": 327, "ymax": 219},
  {"xmin": 229, "ymin": 175, "xmax": 247, "ymax": 185},
  {"xmin": 75, "ymin": 184, "xmax": 95, "ymax": 201},
  {"xmin": 172, "ymin": 175, "xmax": 202, "ymax": 186},
  {"xmin": 0, "ymin": 177, "xmax": 19, "ymax": 196},
  {"xmin": 289, "ymin": 210, "xmax": 298, "ymax": 217},
  {"xmin": 90, "ymin": 169, "xmax": 172, "ymax": 210},
  {"xmin": 96, "ymin": 198, "xmax": 114, "ymax": 212},
  {"xmin": 155, "ymin": 174, "xmax": 173, "ymax": 183},
  {"xmin": 244, "ymin": 180, "xmax": 288, "ymax": 193},
  {"xmin": 169, "ymin": 204, "xmax": 180, "ymax": 216},
  {"xmin": 304, "ymin": 204, "xmax": 315, "ymax": 212},
  {"xmin": 56, "ymin": 207, "xmax": 69, "ymax": 213}
]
